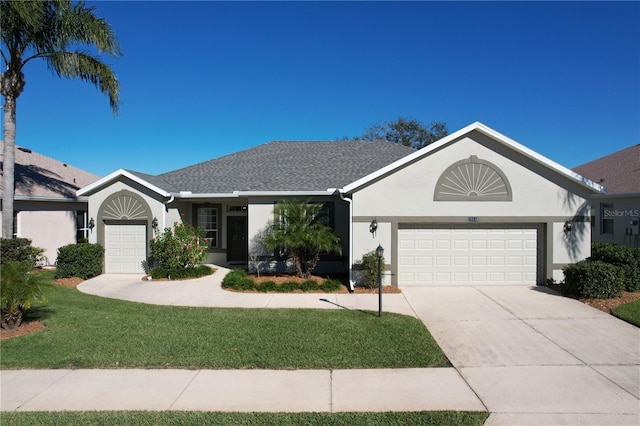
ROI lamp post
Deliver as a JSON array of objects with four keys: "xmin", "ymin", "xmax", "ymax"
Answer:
[{"xmin": 376, "ymin": 244, "xmax": 384, "ymax": 317}]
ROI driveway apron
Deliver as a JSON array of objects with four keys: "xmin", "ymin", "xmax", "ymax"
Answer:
[{"xmin": 402, "ymin": 285, "xmax": 640, "ymax": 425}]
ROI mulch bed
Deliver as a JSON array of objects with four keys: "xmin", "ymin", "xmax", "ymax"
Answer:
[
  {"xmin": 244, "ymin": 274, "xmax": 401, "ymax": 294},
  {"xmin": 547, "ymin": 284, "xmax": 640, "ymax": 313}
]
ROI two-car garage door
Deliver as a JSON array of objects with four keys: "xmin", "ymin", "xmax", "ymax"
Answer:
[
  {"xmin": 398, "ymin": 225, "xmax": 539, "ymax": 286},
  {"xmin": 105, "ymin": 223, "xmax": 147, "ymax": 273}
]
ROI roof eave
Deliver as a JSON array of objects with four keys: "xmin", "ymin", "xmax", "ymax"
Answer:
[{"xmin": 77, "ymin": 169, "xmax": 170, "ymax": 197}]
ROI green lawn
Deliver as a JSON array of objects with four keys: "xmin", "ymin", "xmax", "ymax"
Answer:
[
  {"xmin": 1, "ymin": 271, "xmax": 449, "ymax": 369},
  {"xmin": 1, "ymin": 411, "xmax": 488, "ymax": 425},
  {"xmin": 611, "ymin": 300, "xmax": 640, "ymax": 327}
]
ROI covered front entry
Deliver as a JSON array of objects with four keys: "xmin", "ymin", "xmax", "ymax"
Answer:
[
  {"xmin": 105, "ymin": 223, "xmax": 147, "ymax": 273},
  {"xmin": 397, "ymin": 225, "xmax": 539, "ymax": 286},
  {"xmin": 227, "ymin": 216, "xmax": 248, "ymax": 262}
]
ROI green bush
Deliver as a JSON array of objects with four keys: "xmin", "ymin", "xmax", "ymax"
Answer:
[
  {"xmin": 1, "ymin": 261, "xmax": 50, "ymax": 331},
  {"xmin": 278, "ymin": 281, "xmax": 300, "ymax": 292},
  {"xmin": 300, "ymin": 279, "xmax": 319, "ymax": 292},
  {"xmin": 221, "ymin": 269, "xmax": 256, "ymax": 291},
  {"xmin": 357, "ymin": 250, "xmax": 386, "ymax": 289},
  {"xmin": 562, "ymin": 260, "xmax": 625, "ymax": 299},
  {"xmin": 150, "ymin": 265, "xmax": 213, "ymax": 280},
  {"xmin": 591, "ymin": 242, "xmax": 640, "ymax": 291},
  {"xmin": 258, "ymin": 280, "xmax": 277, "ymax": 293},
  {"xmin": 320, "ymin": 278, "xmax": 343, "ymax": 292},
  {"xmin": 1, "ymin": 238, "xmax": 45, "ymax": 267},
  {"xmin": 149, "ymin": 220, "xmax": 207, "ymax": 272},
  {"xmin": 55, "ymin": 243, "xmax": 104, "ymax": 279}
]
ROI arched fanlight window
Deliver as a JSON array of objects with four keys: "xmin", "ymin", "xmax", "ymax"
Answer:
[{"xmin": 434, "ymin": 155, "xmax": 512, "ymax": 201}]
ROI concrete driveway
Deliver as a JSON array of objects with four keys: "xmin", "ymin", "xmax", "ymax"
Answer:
[{"xmin": 402, "ymin": 285, "xmax": 640, "ymax": 425}]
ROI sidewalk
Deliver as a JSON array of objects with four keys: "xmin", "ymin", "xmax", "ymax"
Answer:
[{"xmin": 1, "ymin": 368, "xmax": 484, "ymax": 412}]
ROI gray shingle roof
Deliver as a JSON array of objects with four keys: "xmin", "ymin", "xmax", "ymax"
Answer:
[
  {"xmin": 1, "ymin": 144, "xmax": 99, "ymax": 199},
  {"xmin": 152, "ymin": 141, "xmax": 415, "ymax": 193},
  {"xmin": 573, "ymin": 144, "xmax": 640, "ymax": 194}
]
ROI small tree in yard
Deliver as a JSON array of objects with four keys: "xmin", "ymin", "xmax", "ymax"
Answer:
[
  {"xmin": 264, "ymin": 200, "xmax": 342, "ymax": 279},
  {"xmin": 149, "ymin": 220, "xmax": 208, "ymax": 278},
  {"xmin": 1, "ymin": 261, "xmax": 50, "ymax": 331}
]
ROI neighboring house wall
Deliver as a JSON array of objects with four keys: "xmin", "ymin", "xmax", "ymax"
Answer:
[
  {"xmin": 590, "ymin": 195, "xmax": 640, "ymax": 248},
  {"xmin": 350, "ymin": 132, "xmax": 593, "ymax": 284},
  {"xmin": 13, "ymin": 200, "xmax": 88, "ymax": 265}
]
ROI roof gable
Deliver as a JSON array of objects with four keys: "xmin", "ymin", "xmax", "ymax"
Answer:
[{"xmin": 342, "ymin": 122, "xmax": 604, "ymax": 194}]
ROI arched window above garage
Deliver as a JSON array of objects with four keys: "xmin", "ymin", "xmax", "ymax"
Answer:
[{"xmin": 434, "ymin": 155, "xmax": 512, "ymax": 201}]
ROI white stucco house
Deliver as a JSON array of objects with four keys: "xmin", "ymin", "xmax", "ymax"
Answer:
[
  {"xmin": 77, "ymin": 122, "xmax": 603, "ymax": 286},
  {"xmin": 0, "ymin": 144, "xmax": 99, "ymax": 264}
]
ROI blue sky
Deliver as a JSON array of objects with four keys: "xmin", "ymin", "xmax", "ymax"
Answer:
[{"xmin": 4, "ymin": 1, "xmax": 639, "ymax": 177}]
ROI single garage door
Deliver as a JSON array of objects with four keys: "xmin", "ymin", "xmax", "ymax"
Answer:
[
  {"xmin": 105, "ymin": 223, "xmax": 147, "ymax": 273},
  {"xmin": 398, "ymin": 226, "xmax": 539, "ymax": 286}
]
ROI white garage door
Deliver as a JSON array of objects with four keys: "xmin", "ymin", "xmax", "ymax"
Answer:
[
  {"xmin": 398, "ymin": 226, "xmax": 538, "ymax": 286},
  {"xmin": 105, "ymin": 224, "xmax": 147, "ymax": 273}
]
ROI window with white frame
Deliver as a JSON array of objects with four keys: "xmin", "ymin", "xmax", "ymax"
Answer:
[
  {"xmin": 601, "ymin": 203, "xmax": 614, "ymax": 235},
  {"xmin": 197, "ymin": 207, "xmax": 218, "ymax": 248},
  {"xmin": 76, "ymin": 210, "xmax": 89, "ymax": 242}
]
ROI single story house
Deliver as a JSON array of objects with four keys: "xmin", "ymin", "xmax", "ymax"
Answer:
[
  {"xmin": 573, "ymin": 144, "xmax": 640, "ymax": 248},
  {"xmin": 77, "ymin": 122, "xmax": 603, "ymax": 286},
  {"xmin": 0, "ymin": 144, "xmax": 99, "ymax": 264}
]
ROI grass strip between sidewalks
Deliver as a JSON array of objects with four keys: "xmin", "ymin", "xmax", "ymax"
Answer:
[
  {"xmin": 1, "ymin": 271, "xmax": 449, "ymax": 369},
  {"xmin": 1, "ymin": 411, "xmax": 489, "ymax": 425}
]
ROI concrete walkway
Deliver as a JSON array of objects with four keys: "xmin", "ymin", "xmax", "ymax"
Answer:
[{"xmin": 2, "ymin": 267, "xmax": 639, "ymax": 425}]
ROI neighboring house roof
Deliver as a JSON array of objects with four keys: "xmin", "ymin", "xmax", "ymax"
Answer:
[
  {"xmin": 0, "ymin": 143, "xmax": 99, "ymax": 201},
  {"xmin": 78, "ymin": 122, "xmax": 605, "ymax": 198},
  {"xmin": 573, "ymin": 144, "xmax": 640, "ymax": 194}
]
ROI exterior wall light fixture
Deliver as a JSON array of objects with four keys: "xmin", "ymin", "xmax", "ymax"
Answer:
[
  {"xmin": 88, "ymin": 218, "xmax": 95, "ymax": 230},
  {"xmin": 152, "ymin": 217, "xmax": 159, "ymax": 229}
]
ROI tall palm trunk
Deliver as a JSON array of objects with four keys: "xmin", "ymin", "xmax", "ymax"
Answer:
[{"xmin": 2, "ymin": 94, "xmax": 17, "ymax": 238}]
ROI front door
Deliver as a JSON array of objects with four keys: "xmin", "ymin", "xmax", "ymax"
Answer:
[{"xmin": 227, "ymin": 216, "xmax": 248, "ymax": 262}]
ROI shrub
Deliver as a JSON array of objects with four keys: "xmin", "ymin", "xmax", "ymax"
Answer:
[
  {"xmin": 55, "ymin": 243, "xmax": 104, "ymax": 279},
  {"xmin": 222, "ymin": 269, "xmax": 256, "ymax": 291},
  {"xmin": 149, "ymin": 220, "xmax": 207, "ymax": 274},
  {"xmin": 1, "ymin": 261, "xmax": 50, "ymax": 331},
  {"xmin": 258, "ymin": 280, "xmax": 277, "ymax": 293},
  {"xmin": 150, "ymin": 265, "xmax": 213, "ymax": 280},
  {"xmin": 278, "ymin": 281, "xmax": 300, "ymax": 292},
  {"xmin": 357, "ymin": 250, "xmax": 386, "ymax": 289},
  {"xmin": 562, "ymin": 260, "xmax": 624, "ymax": 299},
  {"xmin": 321, "ymin": 278, "xmax": 343, "ymax": 292},
  {"xmin": 590, "ymin": 242, "xmax": 640, "ymax": 291},
  {"xmin": 300, "ymin": 279, "xmax": 320, "ymax": 292},
  {"xmin": 1, "ymin": 238, "xmax": 45, "ymax": 267}
]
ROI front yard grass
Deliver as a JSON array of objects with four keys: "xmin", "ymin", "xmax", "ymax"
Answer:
[
  {"xmin": 611, "ymin": 300, "xmax": 640, "ymax": 327},
  {"xmin": 1, "ymin": 271, "xmax": 449, "ymax": 369},
  {"xmin": 1, "ymin": 411, "xmax": 489, "ymax": 425}
]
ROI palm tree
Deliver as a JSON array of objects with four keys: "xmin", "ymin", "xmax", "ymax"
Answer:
[
  {"xmin": 264, "ymin": 200, "xmax": 342, "ymax": 279},
  {"xmin": 1, "ymin": 1, "xmax": 120, "ymax": 238}
]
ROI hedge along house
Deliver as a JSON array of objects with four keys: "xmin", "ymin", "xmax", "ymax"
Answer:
[{"xmin": 77, "ymin": 122, "xmax": 603, "ymax": 286}]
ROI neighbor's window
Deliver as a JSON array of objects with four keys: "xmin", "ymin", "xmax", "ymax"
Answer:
[
  {"xmin": 76, "ymin": 210, "xmax": 89, "ymax": 242},
  {"xmin": 601, "ymin": 203, "xmax": 614, "ymax": 235},
  {"xmin": 197, "ymin": 207, "xmax": 218, "ymax": 248}
]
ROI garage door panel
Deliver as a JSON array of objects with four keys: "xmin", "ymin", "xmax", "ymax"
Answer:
[
  {"xmin": 105, "ymin": 224, "xmax": 147, "ymax": 274},
  {"xmin": 398, "ymin": 226, "xmax": 538, "ymax": 286}
]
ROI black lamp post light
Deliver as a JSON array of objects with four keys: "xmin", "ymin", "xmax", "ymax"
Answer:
[{"xmin": 376, "ymin": 243, "xmax": 384, "ymax": 317}]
